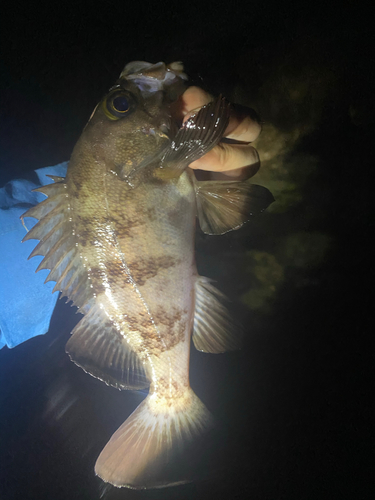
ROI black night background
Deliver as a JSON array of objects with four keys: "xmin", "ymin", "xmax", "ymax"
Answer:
[{"xmin": 0, "ymin": 2, "xmax": 373, "ymax": 499}]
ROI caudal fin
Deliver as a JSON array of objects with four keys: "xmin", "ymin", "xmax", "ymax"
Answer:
[{"xmin": 95, "ymin": 388, "xmax": 213, "ymax": 489}]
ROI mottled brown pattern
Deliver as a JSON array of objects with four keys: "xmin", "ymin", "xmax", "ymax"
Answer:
[
  {"xmin": 121, "ymin": 304, "xmax": 186, "ymax": 355},
  {"xmin": 77, "ymin": 230, "xmax": 91, "ymax": 246},
  {"xmin": 75, "ymin": 215, "xmax": 98, "ymax": 244},
  {"xmin": 153, "ymin": 305, "xmax": 187, "ymax": 350},
  {"xmin": 101, "ymin": 260, "xmax": 129, "ymax": 286},
  {"xmin": 155, "ymin": 306, "xmax": 183, "ymax": 327},
  {"xmin": 87, "ymin": 267, "xmax": 106, "ymax": 294},
  {"xmin": 125, "ymin": 313, "xmax": 157, "ymax": 342},
  {"xmin": 111, "ymin": 211, "xmax": 147, "ymax": 238},
  {"xmin": 128, "ymin": 256, "xmax": 180, "ymax": 286},
  {"xmin": 166, "ymin": 196, "xmax": 192, "ymax": 228},
  {"xmin": 154, "ymin": 377, "xmax": 183, "ymax": 400},
  {"xmin": 167, "ymin": 207, "xmax": 182, "ymax": 228}
]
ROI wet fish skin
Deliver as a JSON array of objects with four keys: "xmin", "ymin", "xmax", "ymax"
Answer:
[
  {"xmin": 68, "ymin": 81, "xmax": 217, "ymax": 487},
  {"xmin": 22, "ymin": 61, "xmax": 274, "ymax": 488}
]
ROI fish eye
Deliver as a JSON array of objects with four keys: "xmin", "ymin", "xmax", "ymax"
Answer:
[
  {"xmin": 113, "ymin": 95, "xmax": 129, "ymax": 112},
  {"xmin": 103, "ymin": 90, "xmax": 136, "ymax": 120}
]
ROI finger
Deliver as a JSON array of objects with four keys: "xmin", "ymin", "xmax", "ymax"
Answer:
[
  {"xmin": 189, "ymin": 143, "xmax": 260, "ymax": 178},
  {"xmin": 170, "ymin": 86, "xmax": 212, "ymax": 121},
  {"xmin": 225, "ymin": 105, "xmax": 262, "ymax": 142},
  {"xmin": 172, "ymin": 87, "xmax": 262, "ymax": 179},
  {"xmin": 180, "ymin": 86, "xmax": 213, "ymax": 116},
  {"xmin": 181, "ymin": 90, "xmax": 261, "ymax": 142}
]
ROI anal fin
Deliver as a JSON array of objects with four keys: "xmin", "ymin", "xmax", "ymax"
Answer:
[{"xmin": 65, "ymin": 305, "xmax": 149, "ymax": 391}]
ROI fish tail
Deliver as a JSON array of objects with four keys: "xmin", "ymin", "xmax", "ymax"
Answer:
[{"xmin": 95, "ymin": 388, "xmax": 213, "ymax": 489}]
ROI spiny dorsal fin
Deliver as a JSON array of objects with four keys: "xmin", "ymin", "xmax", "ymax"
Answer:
[
  {"xmin": 192, "ymin": 276, "xmax": 242, "ymax": 353},
  {"xmin": 66, "ymin": 305, "xmax": 149, "ymax": 390},
  {"xmin": 21, "ymin": 177, "xmax": 93, "ymax": 312},
  {"xmin": 195, "ymin": 179, "xmax": 274, "ymax": 235}
]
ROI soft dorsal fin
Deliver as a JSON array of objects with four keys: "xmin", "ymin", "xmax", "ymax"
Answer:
[
  {"xmin": 194, "ymin": 179, "xmax": 274, "ymax": 235},
  {"xmin": 192, "ymin": 276, "xmax": 242, "ymax": 353},
  {"xmin": 66, "ymin": 305, "xmax": 149, "ymax": 390}
]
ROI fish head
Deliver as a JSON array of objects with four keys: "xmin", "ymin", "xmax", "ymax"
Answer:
[{"xmin": 80, "ymin": 61, "xmax": 187, "ymax": 184}]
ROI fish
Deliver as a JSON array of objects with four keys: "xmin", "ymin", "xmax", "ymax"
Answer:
[{"xmin": 21, "ymin": 60, "xmax": 274, "ymax": 489}]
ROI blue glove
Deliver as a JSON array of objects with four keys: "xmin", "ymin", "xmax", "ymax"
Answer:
[{"xmin": 0, "ymin": 162, "xmax": 68, "ymax": 349}]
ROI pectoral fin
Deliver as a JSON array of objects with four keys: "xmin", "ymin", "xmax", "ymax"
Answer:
[
  {"xmin": 195, "ymin": 179, "xmax": 274, "ymax": 235},
  {"xmin": 192, "ymin": 277, "xmax": 242, "ymax": 353},
  {"xmin": 158, "ymin": 96, "xmax": 231, "ymax": 179}
]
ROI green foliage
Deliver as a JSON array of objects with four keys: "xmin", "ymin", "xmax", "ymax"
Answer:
[{"xmin": 241, "ymin": 233, "xmax": 332, "ymax": 312}]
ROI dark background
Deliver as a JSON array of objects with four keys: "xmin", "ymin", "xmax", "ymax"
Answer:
[{"xmin": 0, "ymin": 2, "xmax": 374, "ymax": 499}]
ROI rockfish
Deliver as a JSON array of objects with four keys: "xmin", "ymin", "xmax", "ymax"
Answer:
[{"xmin": 22, "ymin": 61, "xmax": 274, "ymax": 488}]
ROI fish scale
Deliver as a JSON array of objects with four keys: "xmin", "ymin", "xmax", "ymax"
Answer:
[{"xmin": 21, "ymin": 60, "xmax": 274, "ymax": 488}]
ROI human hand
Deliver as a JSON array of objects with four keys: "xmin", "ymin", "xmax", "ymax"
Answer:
[{"xmin": 171, "ymin": 86, "xmax": 262, "ymax": 181}]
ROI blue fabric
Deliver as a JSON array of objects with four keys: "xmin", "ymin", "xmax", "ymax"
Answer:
[{"xmin": 0, "ymin": 162, "xmax": 68, "ymax": 349}]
